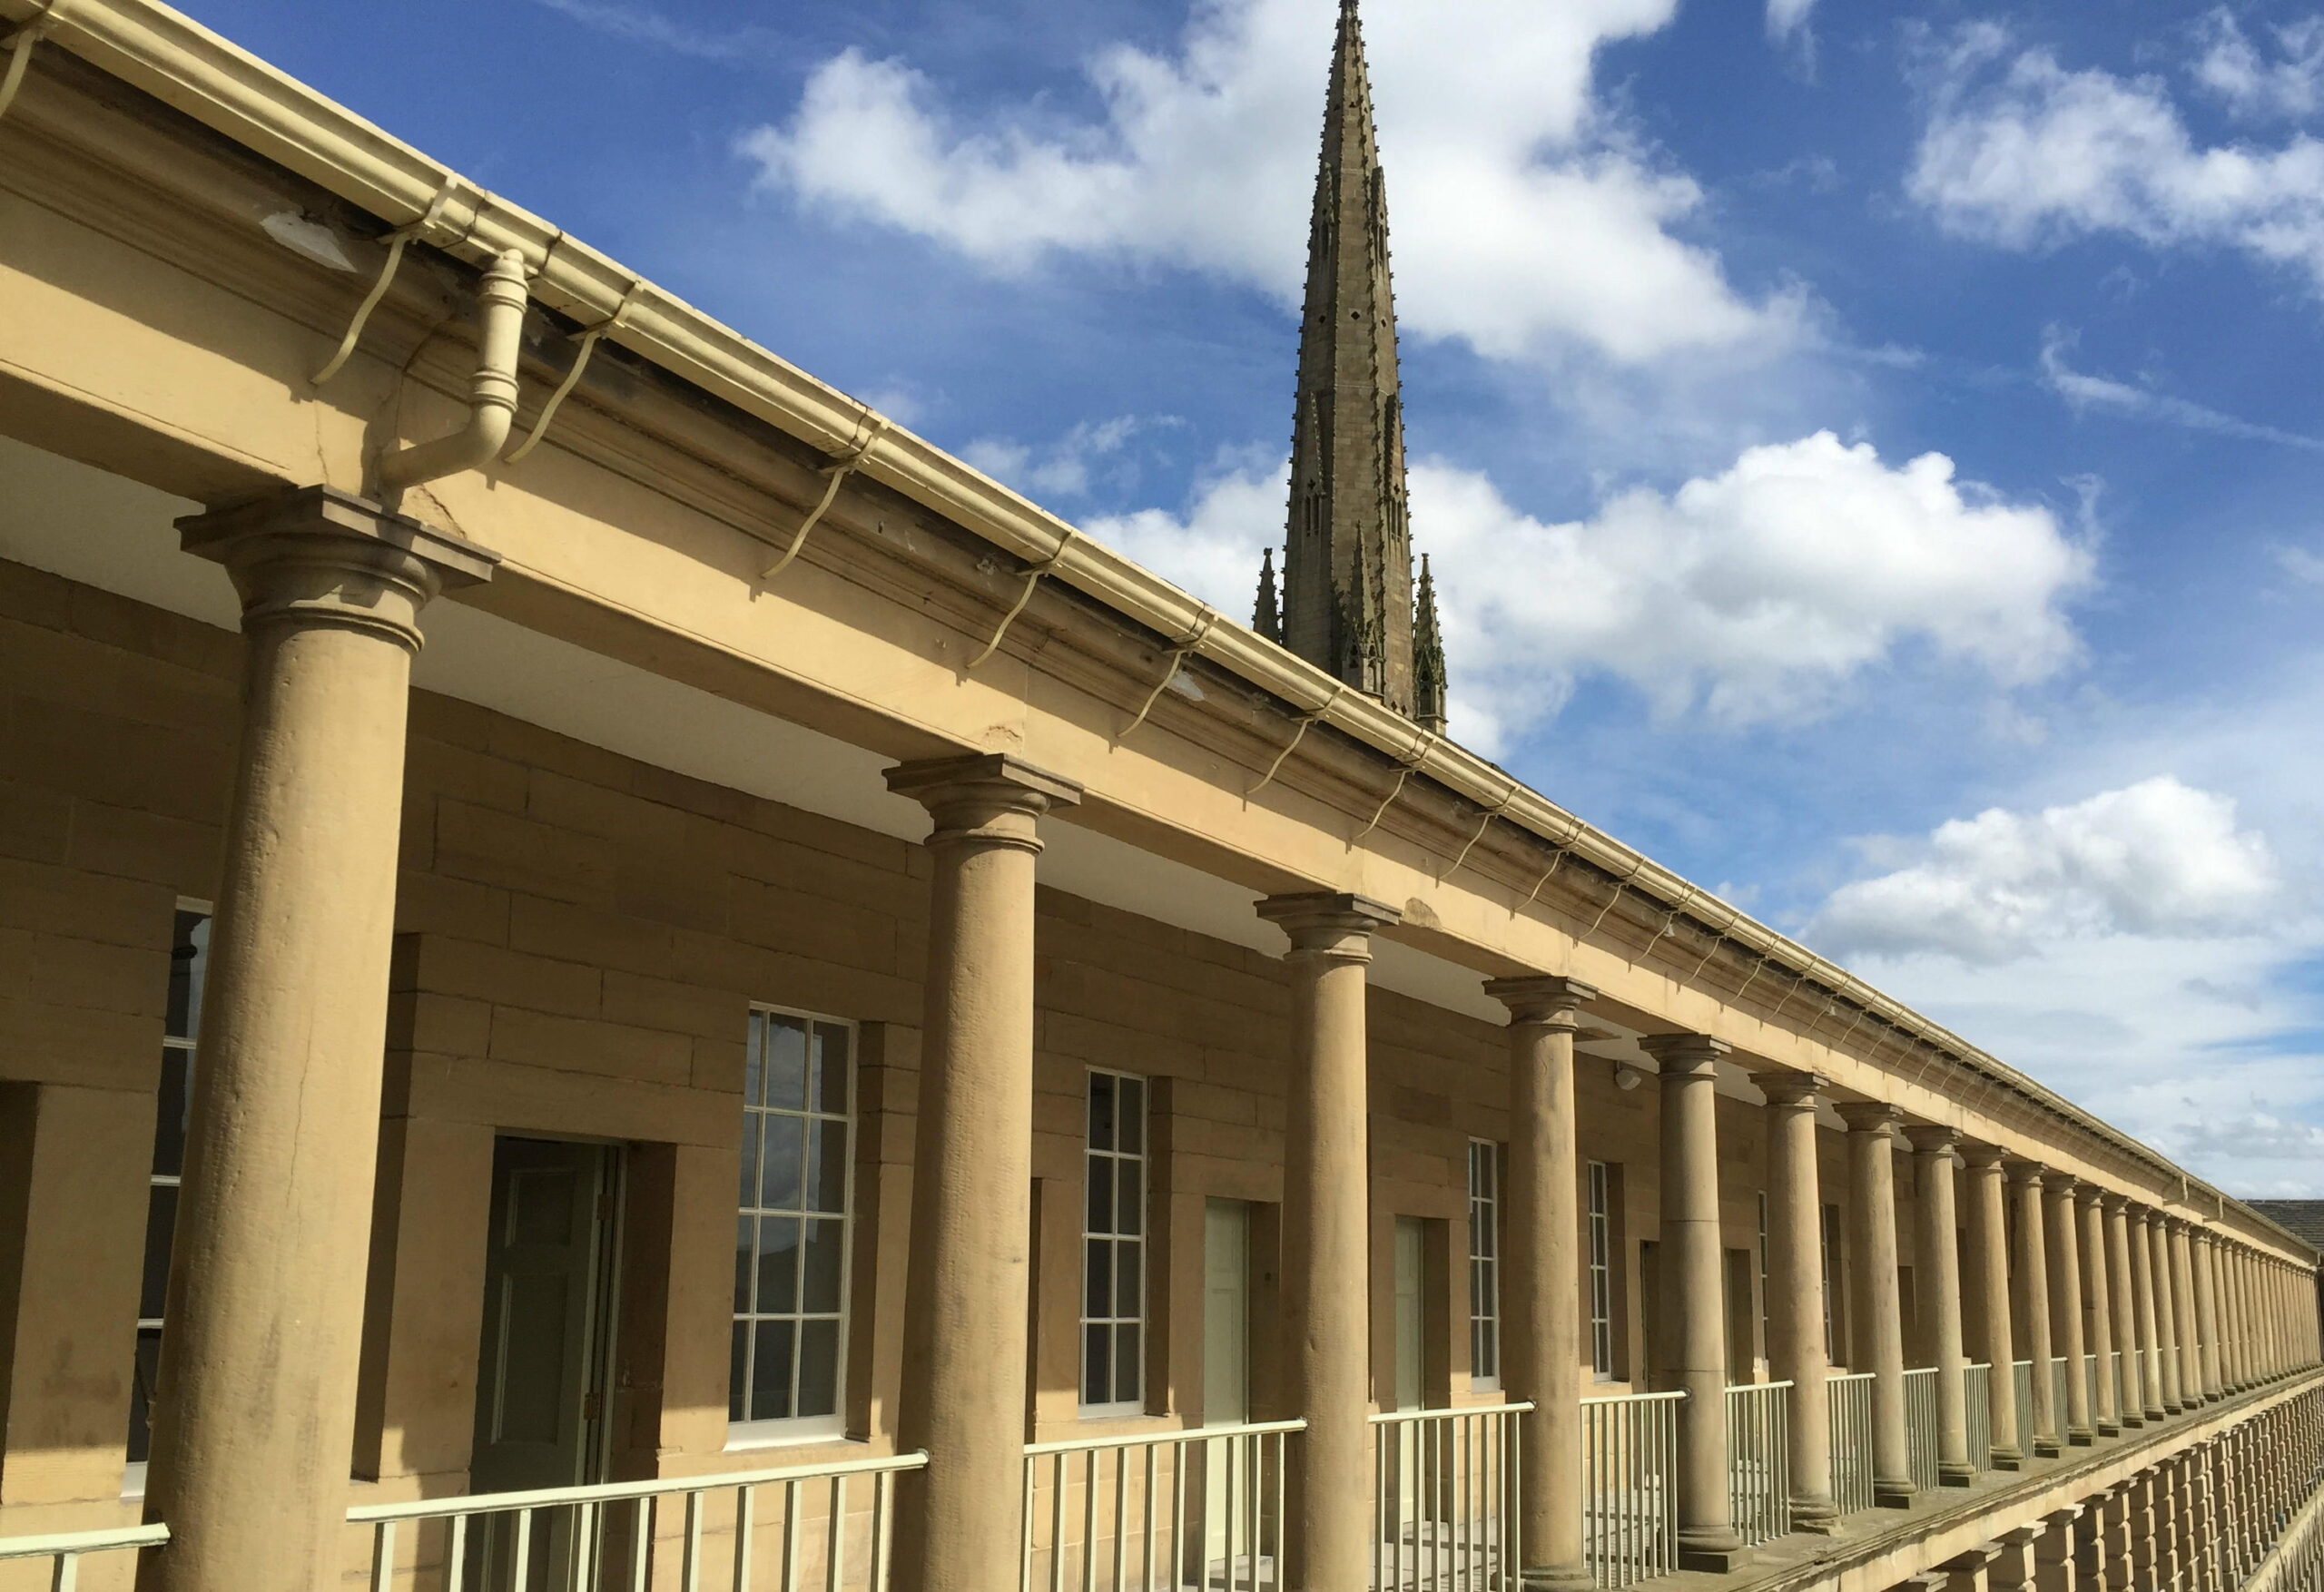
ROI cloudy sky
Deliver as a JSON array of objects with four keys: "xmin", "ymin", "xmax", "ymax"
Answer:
[{"xmin": 189, "ymin": 0, "xmax": 2324, "ymax": 1192}]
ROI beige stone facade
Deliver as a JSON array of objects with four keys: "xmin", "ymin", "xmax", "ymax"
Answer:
[{"xmin": 0, "ymin": 5, "xmax": 2321, "ymax": 1592}]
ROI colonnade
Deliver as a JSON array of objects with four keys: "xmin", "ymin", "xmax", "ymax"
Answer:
[{"xmin": 136, "ymin": 486, "xmax": 2324, "ymax": 1592}]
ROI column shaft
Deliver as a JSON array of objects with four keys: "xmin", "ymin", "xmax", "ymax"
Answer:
[
  {"xmin": 2171, "ymin": 1223, "xmax": 2202, "ymax": 1406},
  {"xmin": 2132, "ymin": 1214, "xmax": 2165, "ymax": 1418},
  {"xmin": 1488, "ymin": 976, "xmax": 1597, "ymax": 1591},
  {"xmin": 2151, "ymin": 1217, "xmax": 2183, "ymax": 1412},
  {"xmin": 1643, "ymin": 1034, "xmax": 1744, "ymax": 1571},
  {"xmin": 2080, "ymin": 1191, "xmax": 2119, "ymax": 1436},
  {"xmin": 2046, "ymin": 1179, "xmax": 2093, "ymax": 1445},
  {"xmin": 1258, "ymin": 894, "xmax": 1400, "ymax": 1592},
  {"xmin": 2010, "ymin": 1164, "xmax": 2060, "ymax": 1457},
  {"xmin": 142, "ymin": 490, "xmax": 492, "ymax": 1592},
  {"xmin": 1965, "ymin": 1147, "xmax": 2023, "ymax": 1469},
  {"xmin": 2194, "ymin": 1236, "xmax": 2222, "ymax": 1401},
  {"xmin": 888, "ymin": 754, "xmax": 1083, "ymax": 1592},
  {"xmin": 1842, "ymin": 1103, "xmax": 1913, "ymax": 1506},
  {"xmin": 1764, "ymin": 1073, "xmax": 1837, "ymax": 1528},
  {"xmin": 1906, "ymin": 1127, "xmax": 1974, "ymax": 1485}
]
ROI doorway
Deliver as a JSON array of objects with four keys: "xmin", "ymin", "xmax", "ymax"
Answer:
[{"xmin": 468, "ymin": 1136, "xmax": 624, "ymax": 1590}]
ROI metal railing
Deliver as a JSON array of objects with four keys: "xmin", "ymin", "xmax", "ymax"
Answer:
[
  {"xmin": 1369, "ymin": 1404, "xmax": 1526, "ymax": 1592},
  {"xmin": 2050, "ymin": 1357, "xmax": 2070, "ymax": 1430},
  {"xmin": 1827, "ymin": 1372, "xmax": 1876, "ymax": 1518},
  {"xmin": 2106, "ymin": 1351, "xmax": 2125, "ymax": 1421},
  {"xmin": 2013, "ymin": 1361, "xmax": 2035, "ymax": 1459},
  {"xmin": 0, "ymin": 1521, "xmax": 168, "ymax": 1591},
  {"xmin": 1579, "ymin": 1390, "xmax": 1680, "ymax": 1588},
  {"xmin": 347, "ymin": 1452, "xmax": 924, "ymax": 1592},
  {"xmin": 1964, "ymin": 1364, "xmax": 1993, "ymax": 1471},
  {"xmin": 1023, "ymin": 1420, "xmax": 1300, "ymax": 1592},
  {"xmin": 1722, "ymin": 1383, "xmax": 1789, "ymax": 1548},
  {"xmin": 1902, "ymin": 1368, "xmax": 1940, "ymax": 1494}
]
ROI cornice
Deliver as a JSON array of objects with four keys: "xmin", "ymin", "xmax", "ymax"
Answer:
[{"xmin": 3, "ymin": 0, "xmax": 2316, "ymax": 1266}]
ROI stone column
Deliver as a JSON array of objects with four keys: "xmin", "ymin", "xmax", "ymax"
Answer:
[
  {"xmin": 1641, "ymin": 1033, "xmax": 1746, "ymax": 1572},
  {"xmin": 2035, "ymin": 1505, "xmax": 2083, "ymax": 1592},
  {"xmin": 886, "ymin": 753, "xmax": 1083, "ymax": 1592},
  {"xmin": 1905, "ymin": 1126, "xmax": 1974, "ymax": 1486},
  {"xmin": 2149, "ymin": 1214, "xmax": 2183, "ymax": 1413},
  {"xmin": 1258, "ymin": 892, "xmax": 1401, "ymax": 1592},
  {"xmin": 1486, "ymin": 975, "xmax": 1598, "ymax": 1592},
  {"xmin": 2130, "ymin": 1207, "xmax": 2166, "ymax": 1420},
  {"xmin": 2194, "ymin": 1233, "xmax": 2223, "ymax": 1402},
  {"xmin": 2171, "ymin": 1222, "xmax": 2202, "ymax": 1406},
  {"xmin": 1839, "ymin": 1102, "xmax": 1913, "ymax": 1507},
  {"xmin": 2079, "ymin": 1188, "xmax": 2119, "ymax": 1436},
  {"xmin": 2104, "ymin": 1198, "xmax": 2145, "ymax": 1429},
  {"xmin": 2008, "ymin": 1162, "xmax": 2061, "ymax": 1457},
  {"xmin": 1763, "ymin": 1071, "xmax": 1838, "ymax": 1529},
  {"xmin": 2045, "ymin": 1177, "xmax": 2093, "ymax": 1446},
  {"xmin": 1964, "ymin": 1145, "xmax": 2023, "ymax": 1469},
  {"xmin": 139, "ymin": 489, "xmax": 495, "ymax": 1592}
]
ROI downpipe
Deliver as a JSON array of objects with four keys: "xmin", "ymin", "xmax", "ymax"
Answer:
[{"xmin": 374, "ymin": 247, "xmax": 527, "ymax": 496}]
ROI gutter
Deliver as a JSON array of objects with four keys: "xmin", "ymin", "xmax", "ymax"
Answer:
[{"xmin": 3, "ymin": 0, "xmax": 2314, "ymax": 1264}]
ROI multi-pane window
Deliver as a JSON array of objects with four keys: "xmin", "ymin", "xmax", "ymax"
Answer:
[
  {"xmin": 130, "ymin": 906, "xmax": 209, "ymax": 1468},
  {"xmin": 1468, "ymin": 1140, "xmax": 1502, "ymax": 1386},
  {"xmin": 1821, "ymin": 1203, "xmax": 1846, "ymax": 1365},
  {"xmin": 1587, "ymin": 1160, "xmax": 1616, "ymax": 1379},
  {"xmin": 1081, "ymin": 1070, "xmax": 1147, "ymax": 1413},
  {"xmin": 732, "ymin": 1008, "xmax": 853, "ymax": 1435}
]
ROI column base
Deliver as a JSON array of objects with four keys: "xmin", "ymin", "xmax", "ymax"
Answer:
[
  {"xmin": 1518, "ymin": 1565, "xmax": 1595, "ymax": 1592},
  {"xmin": 1676, "ymin": 1528, "xmax": 1748, "ymax": 1574},
  {"xmin": 1940, "ymin": 1462, "xmax": 1978, "ymax": 1489},
  {"xmin": 2143, "ymin": 1407, "xmax": 2167, "ymax": 1422},
  {"xmin": 2119, "ymin": 1414, "xmax": 2145, "ymax": 1429},
  {"xmin": 1790, "ymin": 1499, "xmax": 1842, "ymax": 1535},
  {"xmin": 2034, "ymin": 1439, "xmax": 2063, "ymax": 1458},
  {"xmin": 1991, "ymin": 1447, "xmax": 2026, "ymax": 1471},
  {"xmin": 2096, "ymin": 1420, "xmax": 2122, "ymax": 1436},
  {"xmin": 1875, "ymin": 1479, "xmax": 1918, "ymax": 1509},
  {"xmin": 2069, "ymin": 1428, "xmax": 2095, "ymax": 1447}
]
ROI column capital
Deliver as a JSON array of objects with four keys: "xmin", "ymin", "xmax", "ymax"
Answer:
[
  {"xmin": 1636, "ymin": 1030, "xmax": 1728, "ymax": 1076},
  {"xmin": 885, "ymin": 752, "xmax": 1083, "ymax": 851},
  {"xmin": 1960, "ymin": 1140, "xmax": 2009, "ymax": 1171},
  {"xmin": 2045, "ymin": 1174, "xmax": 2083, "ymax": 1199},
  {"xmin": 179, "ymin": 484, "xmax": 497, "ymax": 651},
  {"xmin": 1256, "ymin": 890, "xmax": 1402, "ymax": 959},
  {"xmin": 2004, "ymin": 1157, "xmax": 2049, "ymax": 1189},
  {"xmin": 1904, "ymin": 1123, "xmax": 1962, "ymax": 1154},
  {"xmin": 1482, "ymin": 974, "xmax": 1598, "ymax": 1027},
  {"xmin": 2078, "ymin": 1183, "xmax": 2111, "ymax": 1210},
  {"xmin": 2102, "ymin": 1191, "xmax": 2132, "ymax": 1214},
  {"xmin": 1836, "ymin": 1099, "xmax": 1903, "ymax": 1134},
  {"xmin": 1757, "ymin": 1068, "xmax": 1827, "ymax": 1107}
]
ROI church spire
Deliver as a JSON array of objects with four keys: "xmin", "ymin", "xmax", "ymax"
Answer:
[
  {"xmin": 1254, "ymin": 545, "xmax": 1282, "ymax": 643},
  {"xmin": 1413, "ymin": 553, "xmax": 1447, "ymax": 734},
  {"xmin": 1273, "ymin": 0, "xmax": 1430, "ymax": 724}
]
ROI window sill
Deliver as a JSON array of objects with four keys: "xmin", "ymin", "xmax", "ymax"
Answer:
[{"xmin": 724, "ymin": 1421, "xmax": 853, "ymax": 1454}]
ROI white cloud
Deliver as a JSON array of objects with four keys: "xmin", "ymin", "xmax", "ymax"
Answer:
[
  {"xmin": 1909, "ymin": 26, "xmax": 2324, "ymax": 294},
  {"xmin": 2194, "ymin": 9, "xmax": 2324, "ymax": 122},
  {"xmin": 527, "ymin": 0, "xmax": 773, "ymax": 60},
  {"xmin": 740, "ymin": 0, "xmax": 1795, "ymax": 366},
  {"xmin": 1767, "ymin": 0, "xmax": 1817, "ymax": 37},
  {"xmin": 1810, "ymin": 776, "xmax": 2279, "ymax": 965},
  {"xmin": 1088, "ymin": 430, "xmax": 2090, "ymax": 753},
  {"xmin": 963, "ymin": 416, "xmax": 1171, "ymax": 500},
  {"xmin": 2039, "ymin": 325, "xmax": 2324, "ymax": 450}
]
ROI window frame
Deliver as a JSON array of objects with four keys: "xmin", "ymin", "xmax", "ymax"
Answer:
[
  {"xmin": 1587, "ymin": 1159, "xmax": 1617, "ymax": 1381},
  {"xmin": 1467, "ymin": 1138, "xmax": 1502, "ymax": 1390},
  {"xmin": 729, "ymin": 1003, "xmax": 860, "ymax": 1447},
  {"xmin": 1079, "ymin": 1067, "xmax": 1150, "ymax": 1418},
  {"xmin": 1821, "ymin": 1202, "xmax": 1847, "ymax": 1367}
]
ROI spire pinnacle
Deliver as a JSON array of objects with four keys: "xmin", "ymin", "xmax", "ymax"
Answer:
[
  {"xmin": 1255, "ymin": 546, "xmax": 1283, "ymax": 643},
  {"xmin": 1267, "ymin": 0, "xmax": 1431, "ymax": 726},
  {"xmin": 1413, "ymin": 553, "xmax": 1447, "ymax": 734}
]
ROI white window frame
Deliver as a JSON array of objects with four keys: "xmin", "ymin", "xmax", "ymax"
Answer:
[
  {"xmin": 1468, "ymin": 1139, "xmax": 1502, "ymax": 1390},
  {"xmin": 1587, "ymin": 1160, "xmax": 1616, "ymax": 1380},
  {"xmin": 127, "ymin": 899, "xmax": 211, "ymax": 1498},
  {"xmin": 1080, "ymin": 1067, "xmax": 1149, "ymax": 1417},
  {"xmin": 730, "ymin": 1004, "xmax": 858, "ymax": 1447}
]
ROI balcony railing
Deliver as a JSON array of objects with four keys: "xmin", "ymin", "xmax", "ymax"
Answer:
[
  {"xmin": 0, "ymin": 1521, "xmax": 168, "ymax": 1591},
  {"xmin": 346, "ymin": 1452, "xmax": 925, "ymax": 1592},
  {"xmin": 1368, "ymin": 1403, "xmax": 1526, "ymax": 1592},
  {"xmin": 1723, "ymin": 1382, "xmax": 1789, "ymax": 1548},
  {"xmin": 1902, "ymin": 1368, "xmax": 1939, "ymax": 1494},
  {"xmin": 1827, "ymin": 1371, "xmax": 1876, "ymax": 1517},
  {"xmin": 1579, "ymin": 1390, "xmax": 1680, "ymax": 1588},
  {"xmin": 2014, "ymin": 1360, "xmax": 2035, "ymax": 1458},
  {"xmin": 1965, "ymin": 1362, "xmax": 1993, "ymax": 1469},
  {"xmin": 1022, "ymin": 1420, "xmax": 1300, "ymax": 1592}
]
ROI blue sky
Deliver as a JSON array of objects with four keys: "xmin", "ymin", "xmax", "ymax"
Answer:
[{"xmin": 182, "ymin": 0, "xmax": 2324, "ymax": 1191}]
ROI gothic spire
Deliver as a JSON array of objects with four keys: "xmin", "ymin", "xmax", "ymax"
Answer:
[
  {"xmin": 1413, "ymin": 553, "xmax": 1447, "ymax": 734},
  {"xmin": 1255, "ymin": 546, "xmax": 1283, "ymax": 643},
  {"xmin": 1272, "ymin": 0, "xmax": 1423, "ymax": 721}
]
